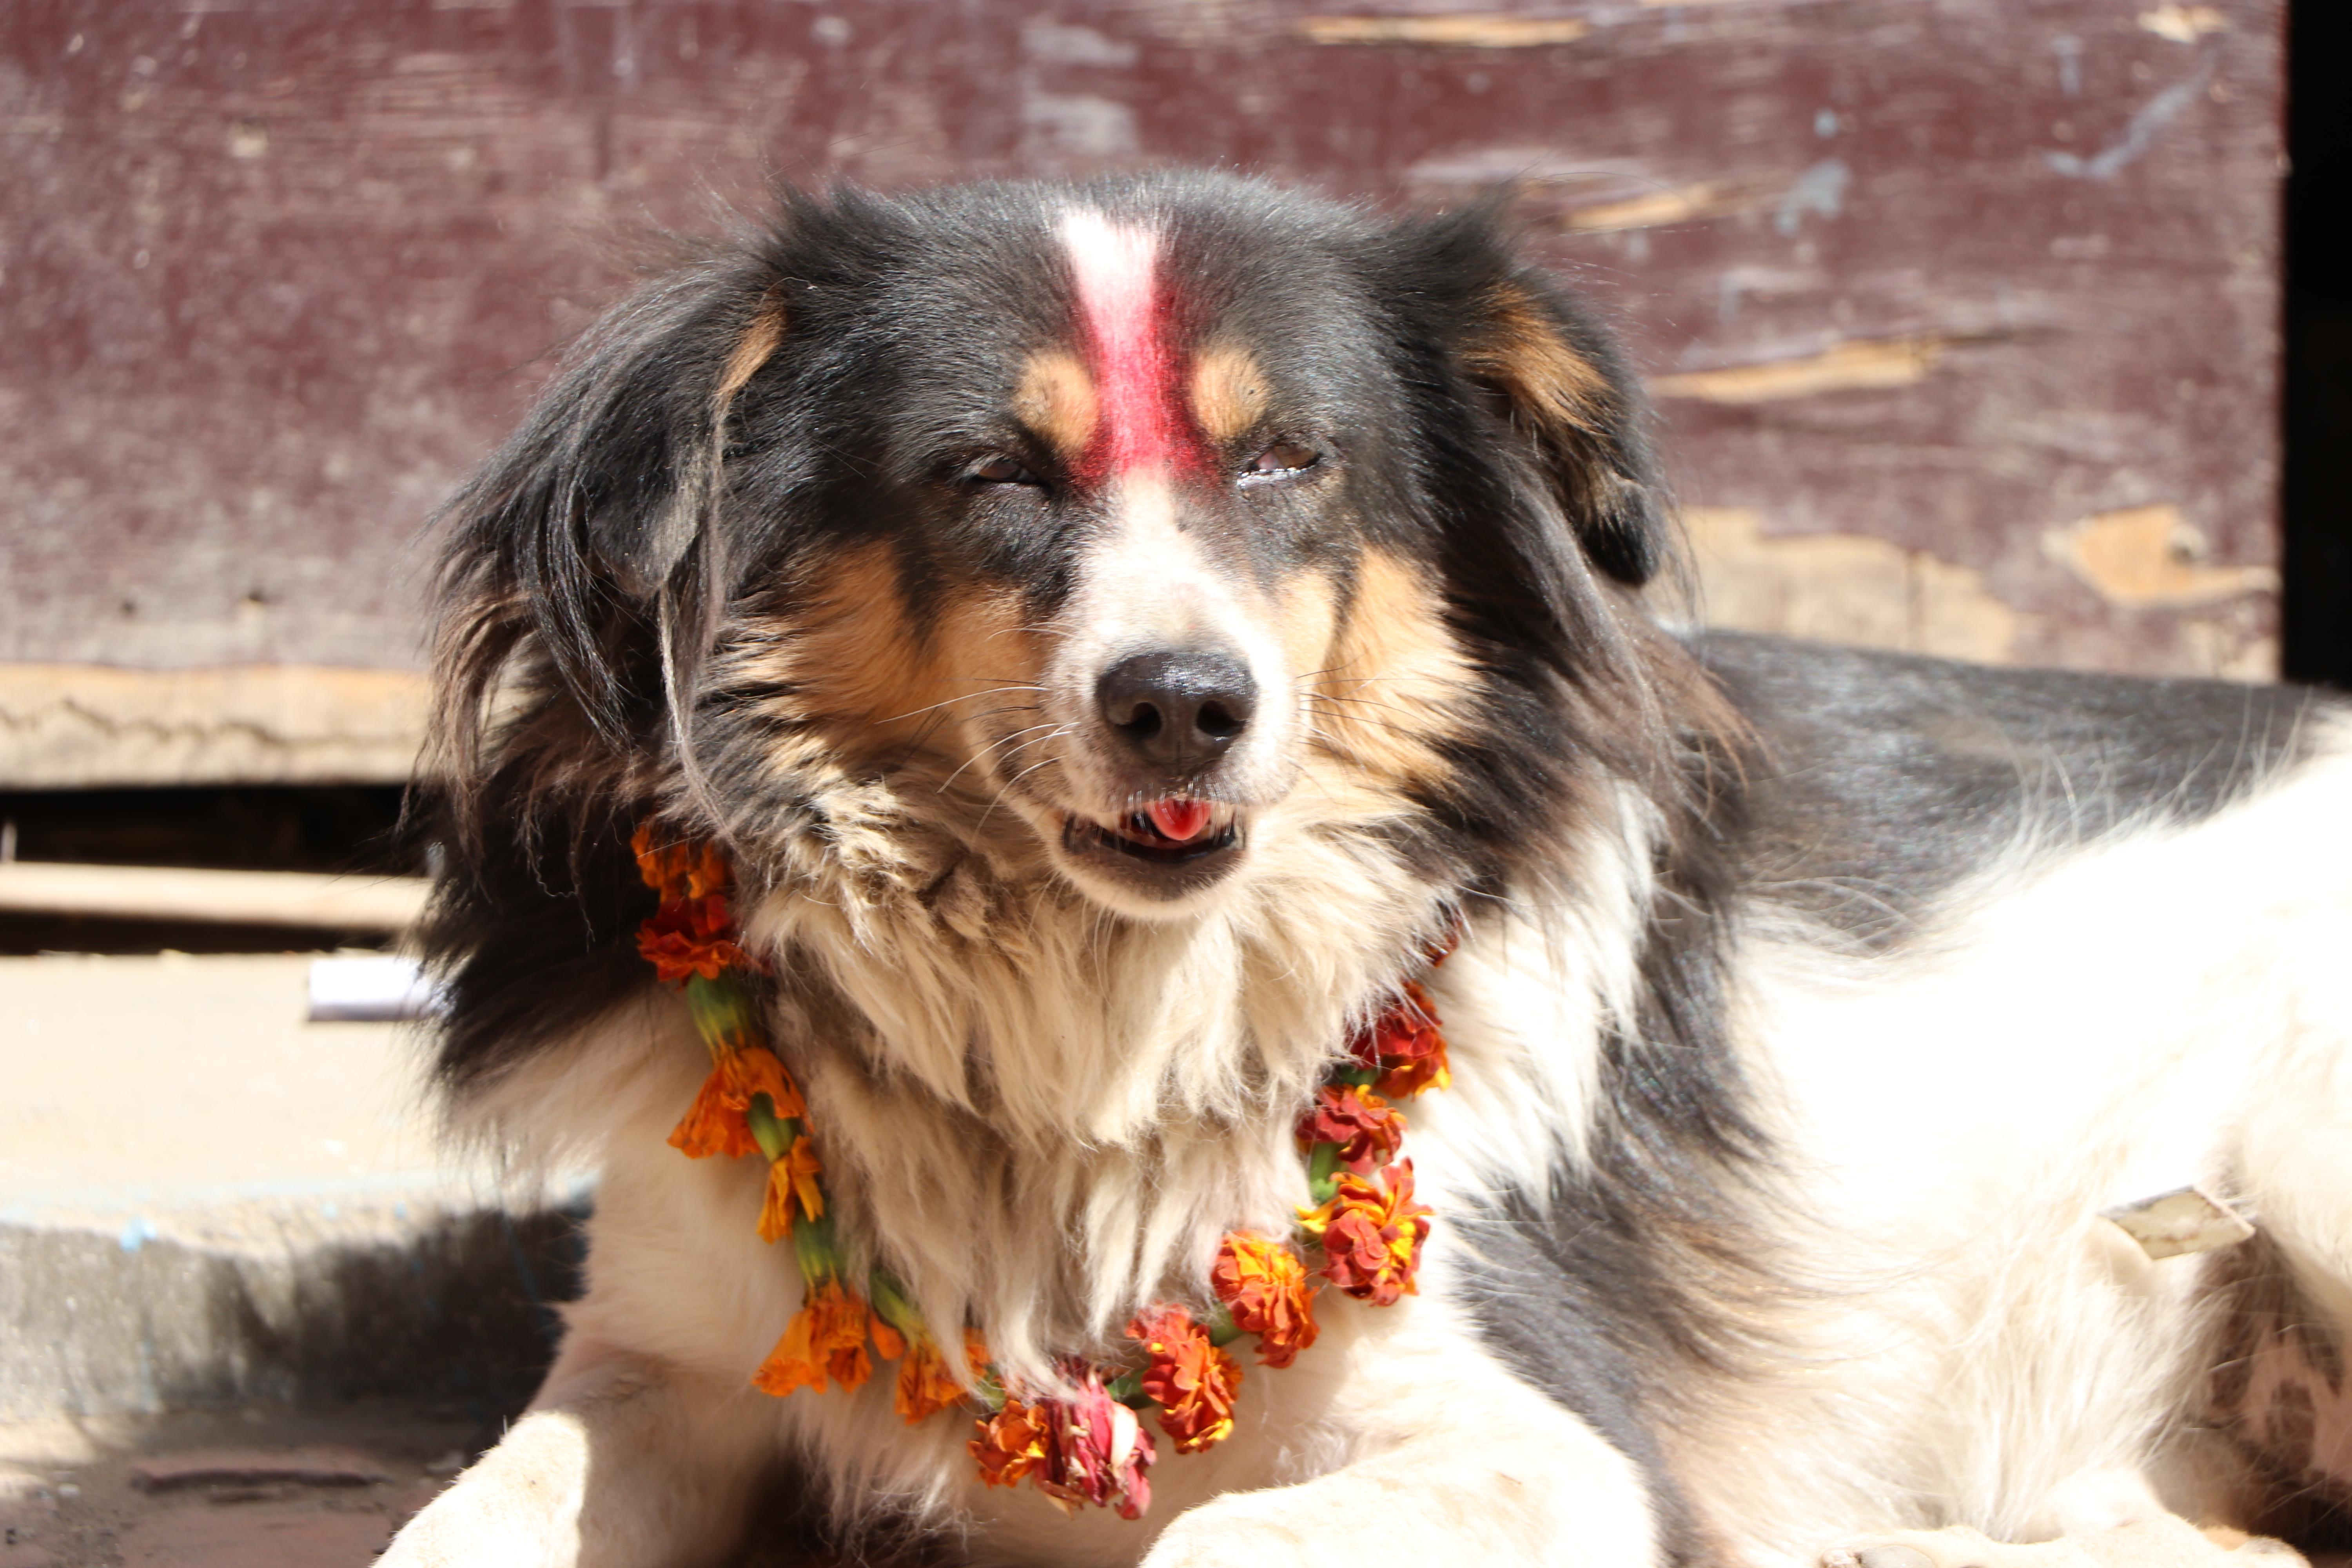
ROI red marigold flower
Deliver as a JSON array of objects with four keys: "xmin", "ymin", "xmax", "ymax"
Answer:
[
  {"xmin": 1210, "ymin": 1232, "xmax": 1319, "ymax": 1368},
  {"xmin": 637, "ymin": 894, "xmax": 747, "ymax": 984},
  {"xmin": 1127, "ymin": 1305, "xmax": 1242, "ymax": 1455},
  {"xmin": 894, "ymin": 1335, "xmax": 967, "ymax": 1424},
  {"xmin": 1031, "ymin": 1369, "xmax": 1156, "ymax": 1519},
  {"xmin": 969, "ymin": 1398, "xmax": 1050, "ymax": 1489},
  {"xmin": 1307, "ymin": 1160, "xmax": 1434, "ymax": 1307},
  {"xmin": 632, "ymin": 824, "xmax": 730, "ymax": 902},
  {"xmin": 1297, "ymin": 1083, "xmax": 1405, "ymax": 1175},
  {"xmin": 1368, "ymin": 981, "xmax": 1451, "ymax": 1099},
  {"xmin": 751, "ymin": 1278, "xmax": 873, "ymax": 1397}
]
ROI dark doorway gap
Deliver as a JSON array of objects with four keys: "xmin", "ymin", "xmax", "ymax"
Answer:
[{"xmin": 2285, "ymin": 0, "xmax": 2352, "ymax": 688}]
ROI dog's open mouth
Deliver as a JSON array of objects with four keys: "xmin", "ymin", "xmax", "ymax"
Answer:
[
  {"xmin": 1058, "ymin": 798, "xmax": 1246, "ymax": 899},
  {"xmin": 1065, "ymin": 799, "xmax": 1241, "ymax": 864}
]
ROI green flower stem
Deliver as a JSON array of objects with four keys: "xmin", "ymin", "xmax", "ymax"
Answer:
[
  {"xmin": 683, "ymin": 973, "xmax": 762, "ymax": 1053},
  {"xmin": 746, "ymin": 1096, "xmax": 800, "ymax": 1163},
  {"xmin": 867, "ymin": 1267, "xmax": 929, "ymax": 1343},
  {"xmin": 791, "ymin": 1204, "xmax": 845, "ymax": 1289},
  {"xmin": 1330, "ymin": 1064, "xmax": 1380, "ymax": 1089},
  {"xmin": 1306, "ymin": 1142, "xmax": 1344, "ymax": 1205},
  {"xmin": 1203, "ymin": 1301, "xmax": 1241, "ymax": 1348}
]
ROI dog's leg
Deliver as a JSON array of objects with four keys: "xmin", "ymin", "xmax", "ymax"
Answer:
[
  {"xmin": 1819, "ymin": 1518, "xmax": 2305, "ymax": 1568},
  {"xmin": 1142, "ymin": 1360, "xmax": 1662, "ymax": 1568},
  {"xmin": 381, "ymin": 1338, "xmax": 774, "ymax": 1568}
]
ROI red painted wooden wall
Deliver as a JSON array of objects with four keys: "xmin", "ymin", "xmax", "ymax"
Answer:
[{"xmin": 0, "ymin": 0, "xmax": 2284, "ymax": 784}]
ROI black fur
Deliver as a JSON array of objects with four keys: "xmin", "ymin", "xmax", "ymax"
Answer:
[{"xmin": 1699, "ymin": 632, "xmax": 2329, "ymax": 950}]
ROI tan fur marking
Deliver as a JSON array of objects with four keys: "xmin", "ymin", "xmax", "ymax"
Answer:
[
  {"xmin": 736, "ymin": 542, "xmax": 1041, "ymax": 773},
  {"xmin": 1013, "ymin": 349, "xmax": 1100, "ymax": 460},
  {"xmin": 1312, "ymin": 550, "xmax": 1472, "ymax": 786},
  {"xmin": 1463, "ymin": 281, "xmax": 1609, "ymax": 435},
  {"xmin": 715, "ymin": 294, "xmax": 788, "ymax": 409},
  {"xmin": 1190, "ymin": 343, "xmax": 1270, "ymax": 444}
]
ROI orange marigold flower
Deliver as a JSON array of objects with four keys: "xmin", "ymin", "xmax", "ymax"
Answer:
[
  {"xmin": 669, "ymin": 1046, "xmax": 804, "ymax": 1162},
  {"xmin": 1307, "ymin": 1160, "xmax": 1434, "ymax": 1308},
  {"xmin": 631, "ymin": 824, "xmax": 730, "ymax": 902},
  {"xmin": 751, "ymin": 1278, "xmax": 873, "ymax": 1398},
  {"xmin": 868, "ymin": 1311, "xmax": 907, "ymax": 1363},
  {"xmin": 1210, "ymin": 1233, "xmax": 1319, "ymax": 1368},
  {"xmin": 775, "ymin": 1140, "xmax": 824, "ymax": 1225},
  {"xmin": 895, "ymin": 1335, "xmax": 968, "ymax": 1424},
  {"xmin": 757, "ymin": 1158, "xmax": 795, "ymax": 1243},
  {"xmin": 724, "ymin": 1045, "xmax": 807, "ymax": 1123},
  {"xmin": 1298, "ymin": 1083, "xmax": 1405, "ymax": 1175},
  {"xmin": 1127, "ymin": 1305, "xmax": 1242, "ymax": 1455},
  {"xmin": 969, "ymin": 1398, "xmax": 1050, "ymax": 1489},
  {"xmin": 1351, "ymin": 980, "xmax": 1449, "ymax": 1099},
  {"xmin": 668, "ymin": 1065, "xmax": 762, "ymax": 1160},
  {"xmin": 637, "ymin": 895, "xmax": 747, "ymax": 984}
]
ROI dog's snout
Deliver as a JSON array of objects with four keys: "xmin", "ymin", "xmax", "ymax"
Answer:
[{"xmin": 1096, "ymin": 650, "xmax": 1257, "ymax": 771}]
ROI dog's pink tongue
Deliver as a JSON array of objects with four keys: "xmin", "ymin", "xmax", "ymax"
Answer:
[{"xmin": 1145, "ymin": 799, "xmax": 1213, "ymax": 843}]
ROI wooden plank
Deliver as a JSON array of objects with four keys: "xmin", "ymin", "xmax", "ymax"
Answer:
[
  {"xmin": 0, "ymin": 665, "xmax": 428, "ymax": 787},
  {"xmin": 0, "ymin": 862, "xmax": 429, "ymax": 930},
  {"xmin": 0, "ymin": 0, "xmax": 2284, "ymax": 788}
]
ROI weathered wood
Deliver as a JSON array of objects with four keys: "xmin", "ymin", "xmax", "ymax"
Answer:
[
  {"xmin": 0, "ymin": 664, "xmax": 428, "ymax": 786},
  {"xmin": 0, "ymin": 862, "xmax": 430, "ymax": 929},
  {"xmin": 0, "ymin": 0, "xmax": 2284, "ymax": 782}
]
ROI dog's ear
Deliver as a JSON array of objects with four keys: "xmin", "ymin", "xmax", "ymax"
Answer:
[
  {"xmin": 1384, "ymin": 207, "xmax": 1668, "ymax": 591},
  {"xmin": 1455, "ymin": 270, "xmax": 1665, "ymax": 588},
  {"xmin": 432, "ymin": 260, "xmax": 788, "ymax": 760}
]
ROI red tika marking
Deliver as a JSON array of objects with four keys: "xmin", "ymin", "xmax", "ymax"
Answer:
[{"xmin": 1061, "ymin": 211, "xmax": 1202, "ymax": 482}]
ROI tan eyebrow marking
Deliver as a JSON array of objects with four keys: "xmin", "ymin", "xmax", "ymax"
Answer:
[
  {"xmin": 1013, "ymin": 348, "xmax": 1100, "ymax": 460},
  {"xmin": 1189, "ymin": 343, "xmax": 1270, "ymax": 445}
]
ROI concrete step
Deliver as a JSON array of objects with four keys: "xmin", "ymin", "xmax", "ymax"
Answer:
[{"xmin": 0, "ymin": 954, "xmax": 580, "ymax": 1424}]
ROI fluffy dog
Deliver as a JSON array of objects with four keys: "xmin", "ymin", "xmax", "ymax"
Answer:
[{"xmin": 383, "ymin": 173, "xmax": 2352, "ymax": 1568}]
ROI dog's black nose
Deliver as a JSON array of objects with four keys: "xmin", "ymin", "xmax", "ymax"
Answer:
[{"xmin": 1096, "ymin": 650, "xmax": 1256, "ymax": 770}]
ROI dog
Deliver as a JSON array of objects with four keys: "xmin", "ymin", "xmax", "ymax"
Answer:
[{"xmin": 383, "ymin": 172, "xmax": 2352, "ymax": 1568}]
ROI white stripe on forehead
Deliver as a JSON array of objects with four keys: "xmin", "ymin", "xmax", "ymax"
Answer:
[{"xmin": 1057, "ymin": 208, "xmax": 1159, "ymax": 337}]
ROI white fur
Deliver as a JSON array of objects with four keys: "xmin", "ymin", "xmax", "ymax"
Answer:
[
  {"xmin": 387, "ymin": 694, "xmax": 2352, "ymax": 1568},
  {"xmin": 1679, "ymin": 731, "xmax": 2352, "ymax": 1564}
]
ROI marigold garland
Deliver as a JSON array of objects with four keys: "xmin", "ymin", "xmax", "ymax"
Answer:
[{"xmin": 633, "ymin": 822, "xmax": 1457, "ymax": 1520}]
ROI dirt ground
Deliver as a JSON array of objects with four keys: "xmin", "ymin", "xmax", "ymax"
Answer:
[{"xmin": 0, "ymin": 1404, "xmax": 478, "ymax": 1568}]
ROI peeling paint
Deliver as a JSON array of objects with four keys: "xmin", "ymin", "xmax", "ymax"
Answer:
[
  {"xmin": 2138, "ymin": 5, "xmax": 2228, "ymax": 44},
  {"xmin": 1773, "ymin": 158, "xmax": 1849, "ymax": 235},
  {"xmin": 2181, "ymin": 620, "xmax": 2279, "ymax": 682},
  {"xmin": 1682, "ymin": 507, "xmax": 2017, "ymax": 664},
  {"xmin": 1563, "ymin": 174, "xmax": 1777, "ymax": 232},
  {"xmin": 2046, "ymin": 61, "xmax": 2213, "ymax": 180},
  {"xmin": 1650, "ymin": 335, "xmax": 1945, "ymax": 403},
  {"xmin": 1296, "ymin": 16, "xmax": 1589, "ymax": 46},
  {"xmin": 2045, "ymin": 505, "xmax": 2278, "ymax": 607}
]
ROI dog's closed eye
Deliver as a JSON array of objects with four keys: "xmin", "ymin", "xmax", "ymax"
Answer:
[
  {"xmin": 1239, "ymin": 442, "xmax": 1319, "ymax": 485},
  {"xmin": 965, "ymin": 454, "xmax": 1045, "ymax": 486}
]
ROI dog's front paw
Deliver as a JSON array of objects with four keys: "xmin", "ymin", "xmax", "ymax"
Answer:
[
  {"xmin": 376, "ymin": 1455, "xmax": 582, "ymax": 1568},
  {"xmin": 1141, "ymin": 1493, "xmax": 1320, "ymax": 1568},
  {"xmin": 1822, "ymin": 1521, "xmax": 2305, "ymax": 1568}
]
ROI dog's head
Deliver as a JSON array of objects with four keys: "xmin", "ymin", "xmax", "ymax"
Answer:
[{"xmin": 435, "ymin": 174, "xmax": 1674, "ymax": 928}]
